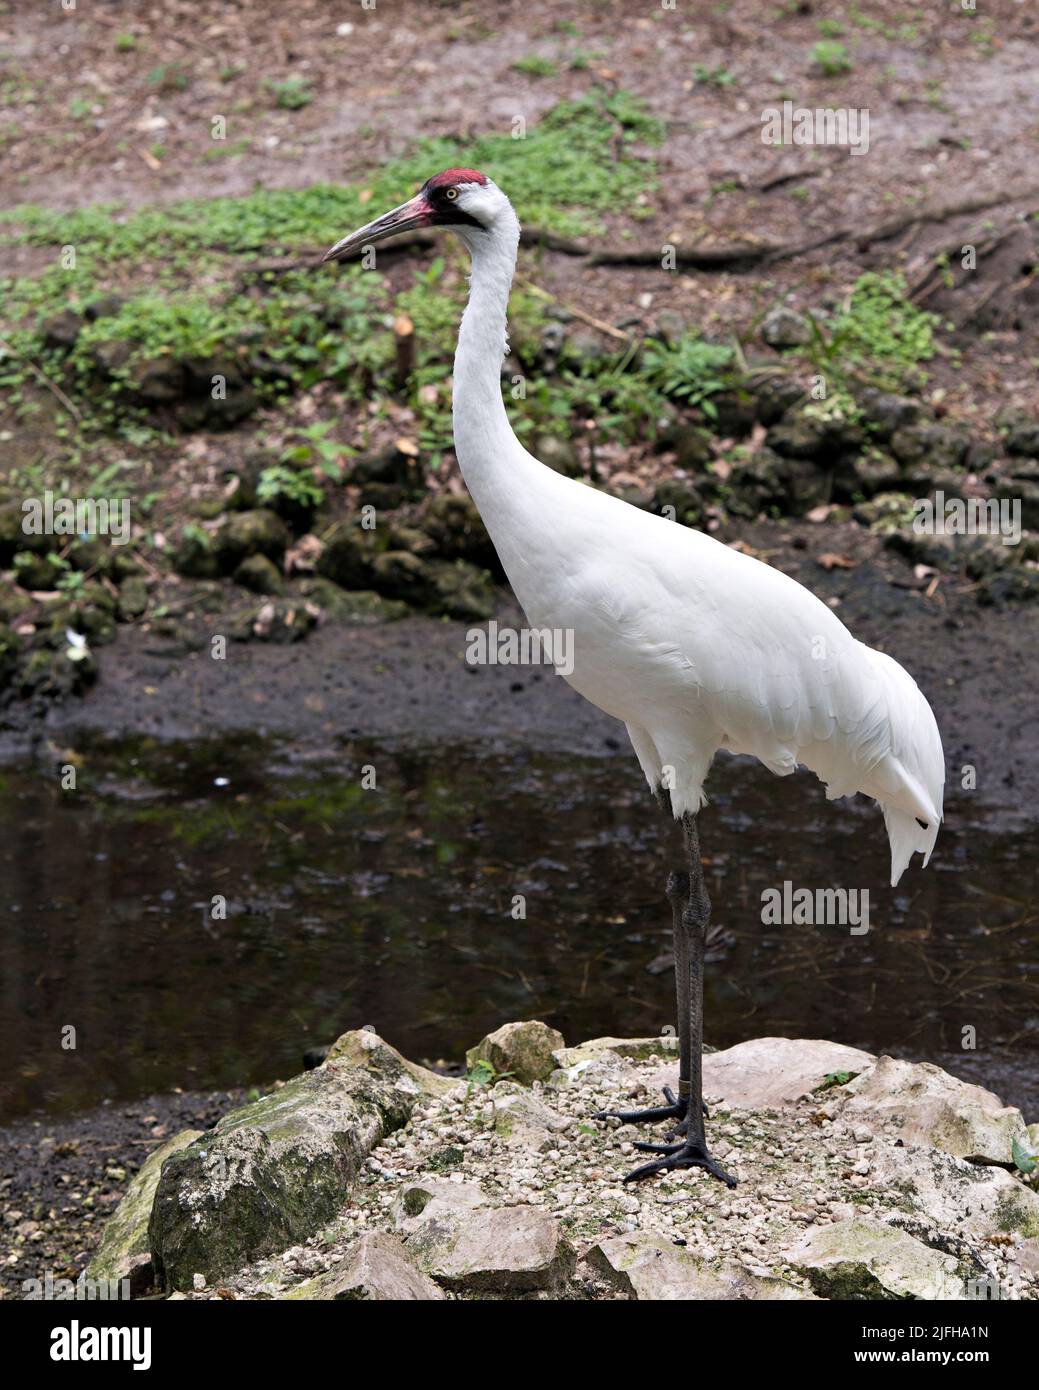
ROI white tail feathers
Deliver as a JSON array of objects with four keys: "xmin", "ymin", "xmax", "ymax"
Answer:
[{"xmin": 882, "ymin": 800, "xmax": 941, "ymax": 887}]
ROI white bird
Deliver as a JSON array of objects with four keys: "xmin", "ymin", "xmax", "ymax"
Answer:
[{"xmin": 324, "ymin": 169, "xmax": 945, "ymax": 1187}]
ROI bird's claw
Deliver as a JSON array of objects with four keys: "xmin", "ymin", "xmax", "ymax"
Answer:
[
  {"xmin": 623, "ymin": 1139, "xmax": 737, "ymax": 1188},
  {"xmin": 594, "ymin": 1084, "xmax": 709, "ymax": 1131}
]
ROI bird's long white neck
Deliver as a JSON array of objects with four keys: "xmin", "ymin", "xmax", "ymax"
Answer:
[{"xmin": 451, "ymin": 212, "xmax": 539, "ymax": 519}]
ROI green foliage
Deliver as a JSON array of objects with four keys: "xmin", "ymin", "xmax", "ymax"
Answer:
[
  {"xmin": 813, "ymin": 1070, "xmax": 859, "ymax": 1092},
  {"xmin": 279, "ymin": 420, "xmax": 352, "ymax": 481},
  {"xmin": 641, "ymin": 335, "xmax": 735, "ymax": 418},
  {"xmin": 511, "ymin": 56, "xmax": 557, "ymax": 77},
  {"xmin": 828, "ymin": 272, "xmax": 937, "ymax": 371},
  {"xmin": 693, "ymin": 64, "xmax": 735, "ymax": 88},
  {"xmin": 1012, "ymin": 1136, "xmax": 1038, "ymax": 1175},
  {"xmin": 256, "ymin": 465, "xmax": 324, "ymax": 510},
  {"xmin": 268, "ymin": 76, "xmax": 313, "ymax": 110},
  {"xmin": 811, "ymin": 40, "xmax": 853, "ymax": 76}
]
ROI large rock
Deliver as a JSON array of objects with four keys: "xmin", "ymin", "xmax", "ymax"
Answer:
[
  {"xmin": 650, "ymin": 1037, "xmax": 874, "ymax": 1110},
  {"xmin": 585, "ymin": 1233, "xmax": 816, "ymax": 1300},
  {"xmin": 287, "ymin": 1231, "xmax": 445, "ymax": 1301},
  {"xmin": 423, "ymin": 1205, "xmax": 574, "ymax": 1295},
  {"xmin": 869, "ymin": 1141, "xmax": 1039, "ymax": 1240},
  {"xmin": 467, "ymin": 1020, "xmax": 566, "ymax": 1086},
  {"xmin": 785, "ymin": 1217, "xmax": 965, "ymax": 1300},
  {"xmin": 839, "ymin": 1055, "xmax": 1027, "ymax": 1164},
  {"xmin": 390, "ymin": 1178, "xmax": 572, "ymax": 1293},
  {"xmin": 86, "ymin": 1130, "xmax": 202, "ymax": 1294},
  {"xmin": 552, "ymin": 1036, "xmax": 681, "ymax": 1071},
  {"xmin": 149, "ymin": 1031, "xmax": 424, "ymax": 1290},
  {"xmin": 323, "ymin": 1027, "xmax": 458, "ymax": 1101},
  {"xmin": 214, "ymin": 509, "xmax": 290, "ymax": 572}
]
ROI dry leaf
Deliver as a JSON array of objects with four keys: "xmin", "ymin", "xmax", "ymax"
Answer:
[{"xmin": 816, "ymin": 552, "xmax": 857, "ymax": 571}]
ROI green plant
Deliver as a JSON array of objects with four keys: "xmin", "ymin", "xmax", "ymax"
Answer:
[
  {"xmin": 1012, "ymin": 1137, "xmax": 1038, "ymax": 1175},
  {"xmin": 257, "ymin": 464, "xmax": 324, "ymax": 509},
  {"xmin": 147, "ymin": 63, "xmax": 190, "ymax": 93},
  {"xmin": 114, "ymin": 32, "xmax": 136, "ymax": 52},
  {"xmin": 512, "ymin": 56, "xmax": 557, "ymax": 77},
  {"xmin": 693, "ymin": 64, "xmax": 735, "ymax": 88},
  {"xmin": 642, "ymin": 335, "xmax": 735, "ymax": 418},
  {"xmin": 268, "ymin": 76, "xmax": 313, "ymax": 109},
  {"xmin": 280, "ymin": 421, "xmax": 352, "ymax": 480},
  {"xmin": 811, "ymin": 41, "xmax": 853, "ymax": 76}
]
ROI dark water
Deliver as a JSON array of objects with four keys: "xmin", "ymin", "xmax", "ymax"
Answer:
[{"xmin": 1, "ymin": 735, "xmax": 1036, "ymax": 1121}]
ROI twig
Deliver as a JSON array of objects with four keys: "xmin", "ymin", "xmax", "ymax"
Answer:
[
  {"xmin": 0, "ymin": 336, "xmax": 82, "ymax": 421},
  {"xmin": 520, "ymin": 282, "xmax": 631, "ymax": 341}
]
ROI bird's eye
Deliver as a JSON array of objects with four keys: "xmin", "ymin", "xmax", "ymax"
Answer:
[{"xmin": 444, "ymin": 187, "xmax": 459, "ymax": 200}]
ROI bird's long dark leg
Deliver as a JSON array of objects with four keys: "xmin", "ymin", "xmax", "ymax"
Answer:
[
  {"xmin": 593, "ymin": 868, "xmax": 692, "ymax": 1128},
  {"xmin": 623, "ymin": 813, "xmax": 737, "ymax": 1188}
]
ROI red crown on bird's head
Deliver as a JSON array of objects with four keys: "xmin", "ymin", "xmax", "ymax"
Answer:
[{"xmin": 424, "ymin": 168, "xmax": 489, "ymax": 190}]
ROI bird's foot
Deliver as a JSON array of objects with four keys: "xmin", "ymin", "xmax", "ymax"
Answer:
[
  {"xmin": 594, "ymin": 1086, "xmax": 709, "ymax": 1141},
  {"xmin": 623, "ymin": 1137, "xmax": 737, "ymax": 1189}
]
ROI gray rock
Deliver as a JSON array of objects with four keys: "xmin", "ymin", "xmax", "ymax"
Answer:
[
  {"xmin": 42, "ymin": 310, "xmax": 84, "ymax": 351},
  {"xmin": 116, "ymin": 576, "xmax": 149, "ymax": 621},
  {"xmin": 420, "ymin": 494, "xmax": 498, "ymax": 572},
  {"xmin": 1001, "ymin": 412, "xmax": 1039, "ymax": 458},
  {"xmin": 149, "ymin": 1031, "xmax": 422, "ymax": 1290},
  {"xmin": 855, "ymin": 389, "xmax": 922, "ymax": 440},
  {"xmin": 691, "ymin": 1037, "xmax": 874, "ymax": 1111},
  {"xmin": 390, "ymin": 1178, "xmax": 490, "ymax": 1242},
  {"xmin": 839, "ymin": 1055, "xmax": 1028, "ymax": 1164},
  {"xmin": 424, "ymin": 1205, "xmax": 574, "ymax": 1294},
  {"xmin": 653, "ymin": 479, "xmax": 704, "ymax": 527},
  {"xmin": 761, "ymin": 306, "xmax": 813, "ymax": 349},
  {"xmin": 536, "ymin": 436, "xmax": 583, "ymax": 477},
  {"xmin": 128, "ymin": 357, "xmax": 185, "ymax": 404},
  {"xmin": 585, "ymin": 1232, "xmax": 817, "ymax": 1300},
  {"xmin": 848, "ymin": 448, "xmax": 903, "ymax": 497},
  {"xmin": 785, "ymin": 1217, "xmax": 965, "ymax": 1300},
  {"xmin": 423, "ymin": 558, "xmax": 495, "ymax": 621},
  {"xmin": 316, "ymin": 522, "xmax": 377, "ymax": 590},
  {"xmin": 323, "ymin": 1027, "xmax": 458, "ymax": 1101},
  {"xmin": 890, "ymin": 423, "xmax": 967, "ymax": 472},
  {"xmin": 467, "ymin": 1020, "xmax": 567, "ymax": 1085},
  {"xmin": 86, "ymin": 1130, "xmax": 202, "ymax": 1295},
  {"xmin": 298, "ymin": 580, "xmax": 408, "ymax": 625},
  {"xmin": 492, "ymin": 1084, "xmax": 569, "ymax": 1151},
  {"xmin": 657, "ymin": 422, "xmax": 714, "ymax": 470},
  {"xmin": 288, "ymin": 1231, "xmax": 445, "ymax": 1301},
  {"xmin": 214, "ymin": 509, "xmax": 290, "ymax": 572},
  {"xmin": 552, "ymin": 1036, "xmax": 681, "ymax": 1070},
  {"xmin": 869, "ymin": 1141, "xmax": 1039, "ymax": 1240},
  {"xmin": 233, "ymin": 553, "xmax": 284, "ymax": 596}
]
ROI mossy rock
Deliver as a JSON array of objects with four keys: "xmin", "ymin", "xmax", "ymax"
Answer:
[
  {"xmin": 466, "ymin": 1020, "xmax": 566, "ymax": 1086},
  {"xmin": 86, "ymin": 1130, "xmax": 202, "ymax": 1294},
  {"xmin": 213, "ymin": 509, "xmax": 290, "ymax": 572},
  {"xmin": 316, "ymin": 523, "xmax": 378, "ymax": 590},
  {"xmin": 298, "ymin": 579, "xmax": 408, "ymax": 625},
  {"xmin": 148, "ymin": 1031, "xmax": 426, "ymax": 1290}
]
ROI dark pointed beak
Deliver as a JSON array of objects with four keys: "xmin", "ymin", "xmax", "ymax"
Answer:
[{"xmin": 322, "ymin": 194, "xmax": 431, "ymax": 263}]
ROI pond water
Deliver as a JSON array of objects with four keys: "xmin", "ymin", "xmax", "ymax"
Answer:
[{"xmin": 1, "ymin": 734, "xmax": 1036, "ymax": 1120}]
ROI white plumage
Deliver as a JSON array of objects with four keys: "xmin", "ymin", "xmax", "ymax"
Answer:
[
  {"xmin": 326, "ymin": 167, "xmax": 946, "ymax": 1186},
  {"xmin": 443, "ymin": 178, "xmax": 945, "ymax": 886}
]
